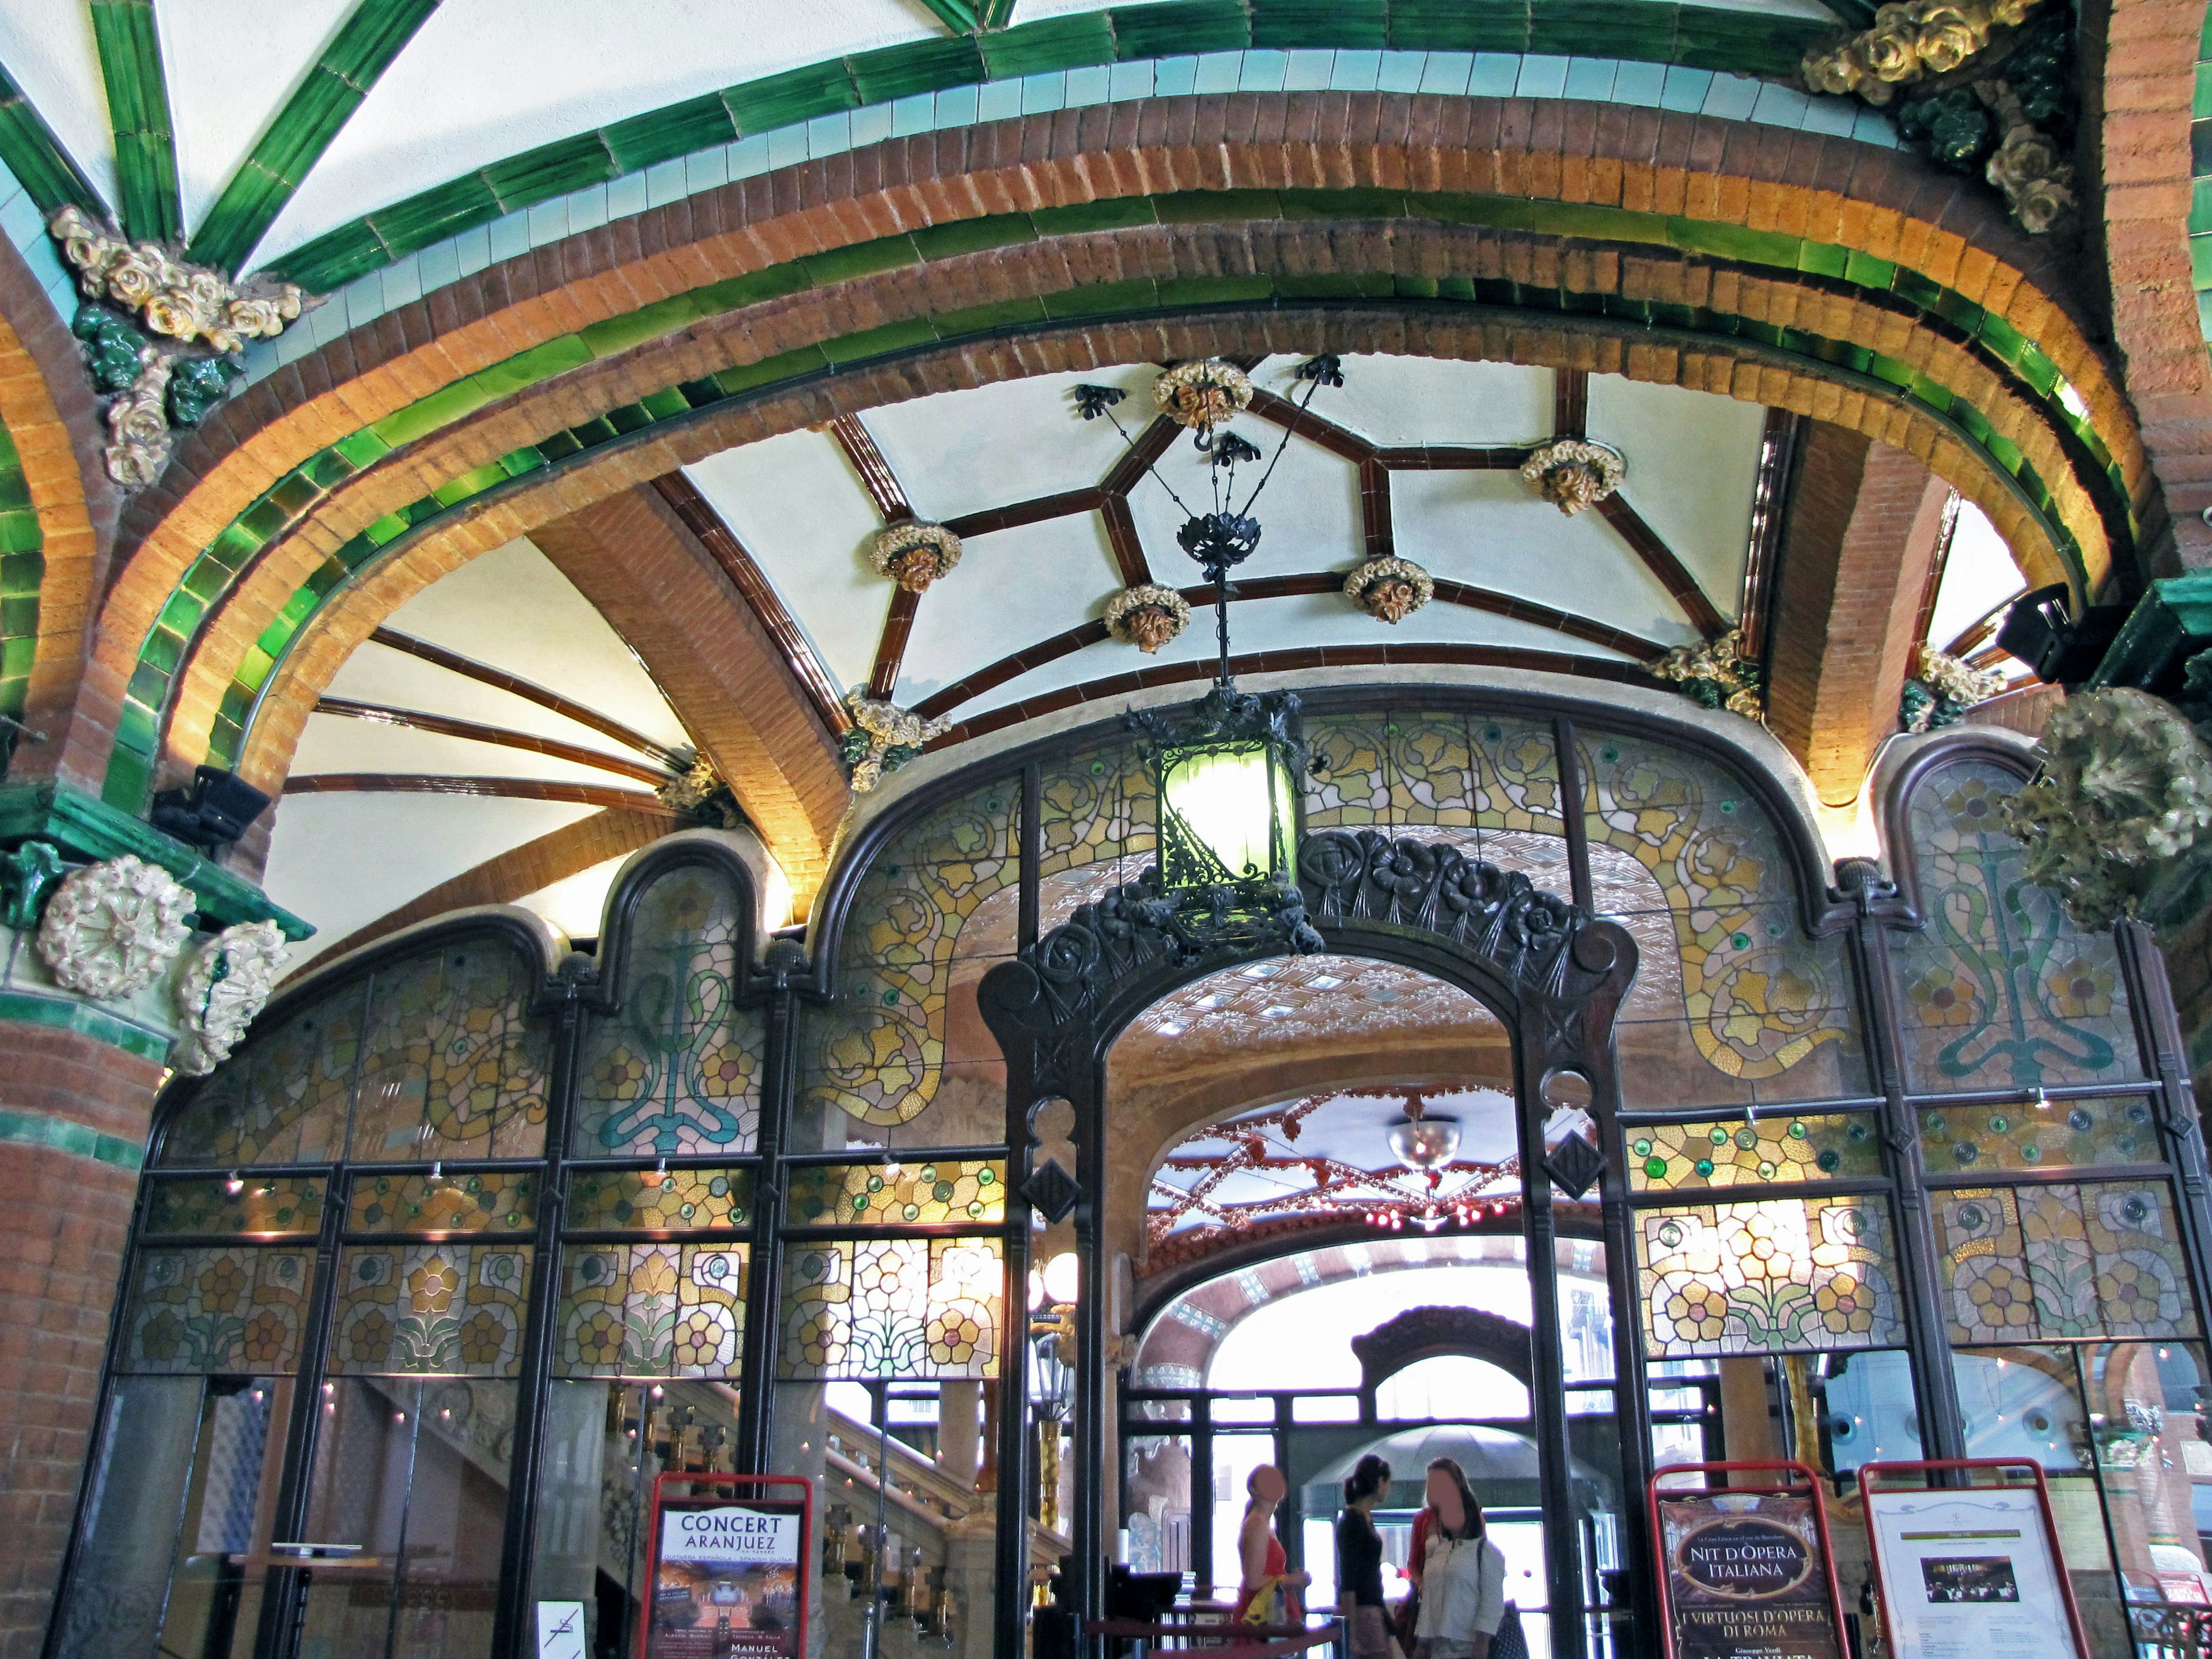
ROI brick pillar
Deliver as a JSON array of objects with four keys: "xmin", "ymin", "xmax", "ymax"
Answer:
[{"xmin": 0, "ymin": 1020, "xmax": 164, "ymax": 1659}]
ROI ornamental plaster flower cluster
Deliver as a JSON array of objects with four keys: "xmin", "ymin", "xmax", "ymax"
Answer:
[
  {"xmin": 1104, "ymin": 583, "xmax": 1192, "ymax": 654},
  {"xmin": 1654, "ymin": 628, "xmax": 1766, "ymax": 722},
  {"xmin": 1801, "ymin": 0, "xmax": 2037, "ymax": 101},
  {"xmin": 1519, "ymin": 438, "xmax": 1626, "ymax": 516},
  {"xmin": 1901, "ymin": 642, "xmax": 2008, "ymax": 733},
  {"xmin": 35, "ymin": 854, "xmax": 195, "ymax": 999},
  {"xmin": 171, "ymin": 921, "xmax": 289, "ymax": 1075},
  {"xmin": 840, "ymin": 690, "xmax": 952, "ymax": 793},
  {"xmin": 1153, "ymin": 359, "xmax": 1254, "ymax": 438},
  {"xmin": 869, "ymin": 521, "xmax": 964, "ymax": 593},
  {"xmin": 1343, "ymin": 556, "xmax": 1435, "ymax": 624}
]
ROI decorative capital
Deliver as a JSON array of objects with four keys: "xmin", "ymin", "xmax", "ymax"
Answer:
[
  {"xmin": 1519, "ymin": 438, "xmax": 1625, "ymax": 516},
  {"xmin": 839, "ymin": 691, "xmax": 950, "ymax": 793},
  {"xmin": 1103, "ymin": 583, "xmax": 1192, "ymax": 654},
  {"xmin": 655, "ymin": 753, "xmax": 744, "ymax": 827},
  {"xmin": 1153, "ymin": 358, "xmax": 1253, "ymax": 438},
  {"xmin": 869, "ymin": 521, "xmax": 963, "ymax": 593},
  {"xmin": 171, "ymin": 921, "xmax": 289, "ymax": 1075},
  {"xmin": 1343, "ymin": 556, "xmax": 1434, "ymax": 624},
  {"xmin": 1653, "ymin": 627, "xmax": 1766, "ymax": 722},
  {"xmin": 1901, "ymin": 642, "xmax": 2006, "ymax": 733},
  {"xmin": 36, "ymin": 854, "xmax": 195, "ymax": 999}
]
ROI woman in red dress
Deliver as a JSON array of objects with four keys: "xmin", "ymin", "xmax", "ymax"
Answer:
[{"xmin": 1235, "ymin": 1465, "xmax": 1310, "ymax": 1628}]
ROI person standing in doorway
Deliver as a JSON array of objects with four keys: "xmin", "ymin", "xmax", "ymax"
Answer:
[
  {"xmin": 1410, "ymin": 1459, "xmax": 1509, "ymax": 1659},
  {"xmin": 1236, "ymin": 1465, "xmax": 1309, "ymax": 1627},
  {"xmin": 1336, "ymin": 1454, "xmax": 1396, "ymax": 1658}
]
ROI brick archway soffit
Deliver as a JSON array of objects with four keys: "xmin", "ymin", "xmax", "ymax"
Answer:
[
  {"xmin": 217, "ymin": 303, "xmax": 2080, "ymax": 825},
  {"xmin": 75, "ymin": 103, "xmax": 2145, "ymax": 807}
]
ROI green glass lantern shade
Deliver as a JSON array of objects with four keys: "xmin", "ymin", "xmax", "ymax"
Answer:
[{"xmin": 1160, "ymin": 741, "xmax": 1297, "ymax": 887}]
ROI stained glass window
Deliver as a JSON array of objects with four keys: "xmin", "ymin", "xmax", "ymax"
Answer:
[
  {"xmin": 1638, "ymin": 1196, "xmax": 1906, "ymax": 1357},
  {"xmin": 797, "ymin": 780, "xmax": 1018, "ymax": 1136},
  {"xmin": 118, "ymin": 1247, "xmax": 315, "ymax": 1372},
  {"xmin": 785, "ymin": 1160, "xmax": 1005, "ymax": 1226},
  {"xmin": 1937, "ymin": 1181, "xmax": 2199, "ymax": 1343},
  {"xmin": 1302, "ymin": 711, "xmax": 1562, "ymax": 834},
  {"xmin": 1894, "ymin": 760, "xmax": 2145, "ymax": 1091},
  {"xmin": 329, "ymin": 1244, "xmax": 532, "ymax": 1376},
  {"xmin": 347, "ymin": 1171, "xmax": 536, "ymax": 1234},
  {"xmin": 157, "ymin": 982, "xmax": 365, "ymax": 1168},
  {"xmin": 142, "ymin": 1176, "xmax": 327, "ymax": 1237},
  {"xmin": 567, "ymin": 1168, "xmax": 753, "ymax": 1233},
  {"xmin": 1037, "ymin": 742, "xmax": 1155, "ymax": 880},
  {"xmin": 1918, "ymin": 1097, "xmax": 2163, "ymax": 1175},
  {"xmin": 554, "ymin": 1243, "xmax": 748, "ymax": 1378},
  {"xmin": 1627, "ymin": 1115, "xmax": 1881, "ymax": 1191},
  {"xmin": 349, "ymin": 945, "xmax": 551, "ymax": 1162},
  {"xmin": 575, "ymin": 864, "xmax": 764, "ymax": 1157},
  {"xmin": 779, "ymin": 1237, "xmax": 1003, "ymax": 1380}
]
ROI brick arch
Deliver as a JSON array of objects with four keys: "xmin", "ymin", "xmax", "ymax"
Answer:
[
  {"xmin": 73, "ymin": 92, "xmax": 2142, "ymax": 793},
  {"xmin": 217, "ymin": 304, "xmax": 2089, "ymax": 827}
]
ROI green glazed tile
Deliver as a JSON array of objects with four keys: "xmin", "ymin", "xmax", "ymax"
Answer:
[
  {"xmin": 605, "ymin": 96, "xmax": 738, "ymax": 175},
  {"xmin": 1387, "ymin": 0, "xmax": 1529, "ymax": 51},
  {"xmin": 850, "ymin": 36, "xmax": 988, "ymax": 105},
  {"xmin": 801, "ymin": 233, "xmax": 926, "ymax": 287},
  {"xmin": 1252, "ymin": 0, "xmax": 1387, "ymax": 50},
  {"xmin": 1108, "ymin": 0, "xmax": 1252, "ymax": 59},
  {"xmin": 483, "ymin": 135, "xmax": 621, "ymax": 209},
  {"xmin": 911, "ymin": 214, "xmax": 1039, "ymax": 261},
  {"xmin": 1154, "ymin": 189, "xmax": 1285, "ymax": 223},
  {"xmin": 817, "ymin": 317, "xmax": 944, "ymax": 364},
  {"xmin": 725, "ymin": 60, "xmax": 861, "ymax": 134},
  {"xmin": 102, "ymin": 747, "xmax": 151, "ymax": 810},
  {"xmin": 1032, "ymin": 196, "xmax": 1161, "ymax": 235},
  {"xmin": 981, "ymin": 13, "xmax": 1115, "ymax": 77}
]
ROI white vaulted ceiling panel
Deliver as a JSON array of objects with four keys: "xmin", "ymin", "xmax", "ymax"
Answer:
[
  {"xmin": 894, "ymin": 513, "xmax": 1122, "ymax": 707},
  {"xmin": 1585, "ymin": 374, "xmax": 1764, "ymax": 616}
]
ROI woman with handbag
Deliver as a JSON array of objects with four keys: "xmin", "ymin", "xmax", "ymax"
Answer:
[
  {"xmin": 1335, "ymin": 1455, "xmax": 1396, "ymax": 1658},
  {"xmin": 1409, "ymin": 1459, "xmax": 1518, "ymax": 1659},
  {"xmin": 1235, "ymin": 1465, "xmax": 1310, "ymax": 1628}
]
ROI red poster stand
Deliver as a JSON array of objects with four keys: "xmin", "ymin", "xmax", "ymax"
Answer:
[
  {"xmin": 1647, "ymin": 1461, "xmax": 1852, "ymax": 1659},
  {"xmin": 1855, "ymin": 1460, "xmax": 2092, "ymax": 1659},
  {"xmin": 638, "ymin": 1473, "xmax": 813, "ymax": 1659}
]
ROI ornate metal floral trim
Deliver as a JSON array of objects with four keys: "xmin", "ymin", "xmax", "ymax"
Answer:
[
  {"xmin": 1654, "ymin": 627, "xmax": 1766, "ymax": 722},
  {"xmin": 2003, "ymin": 687, "xmax": 2212, "ymax": 931},
  {"xmin": 1900, "ymin": 642, "xmax": 2007, "ymax": 733},
  {"xmin": 1343, "ymin": 556, "xmax": 1434, "ymax": 624},
  {"xmin": 869, "ymin": 521, "xmax": 963, "ymax": 593},
  {"xmin": 1154, "ymin": 359, "xmax": 1253, "ymax": 438},
  {"xmin": 1800, "ymin": 1, "xmax": 2073, "ymax": 234},
  {"xmin": 840, "ymin": 690, "xmax": 951, "ymax": 793},
  {"xmin": 1104, "ymin": 582, "xmax": 1192, "ymax": 653},
  {"xmin": 35, "ymin": 853, "xmax": 195, "ymax": 999},
  {"xmin": 171, "ymin": 920, "xmax": 289, "ymax": 1075},
  {"xmin": 1519, "ymin": 438, "xmax": 1626, "ymax": 517},
  {"xmin": 50, "ymin": 206, "xmax": 306, "ymax": 489}
]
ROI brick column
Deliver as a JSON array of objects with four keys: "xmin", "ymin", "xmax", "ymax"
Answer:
[{"xmin": 0, "ymin": 1018, "xmax": 164, "ymax": 1659}]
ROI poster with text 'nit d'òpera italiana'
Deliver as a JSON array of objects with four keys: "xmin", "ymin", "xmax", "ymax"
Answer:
[{"xmin": 1657, "ymin": 1490, "xmax": 1846, "ymax": 1659}]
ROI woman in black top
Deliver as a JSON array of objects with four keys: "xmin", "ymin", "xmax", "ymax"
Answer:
[{"xmin": 1336, "ymin": 1455, "xmax": 1393, "ymax": 1658}]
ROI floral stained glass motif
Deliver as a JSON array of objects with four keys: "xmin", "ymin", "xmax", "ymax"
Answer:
[
  {"xmin": 1628, "ymin": 1115, "xmax": 1881, "ymax": 1191},
  {"xmin": 347, "ymin": 1171, "xmax": 536, "ymax": 1234},
  {"xmin": 779, "ymin": 1237, "xmax": 1003, "ymax": 1380},
  {"xmin": 143, "ymin": 1176, "xmax": 327, "ymax": 1237},
  {"xmin": 567, "ymin": 1168, "xmax": 753, "ymax": 1233},
  {"xmin": 1895, "ymin": 760, "xmax": 2143, "ymax": 1090},
  {"xmin": 1037, "ymin": 743, "xmax": 1155, "ymax": 880},
  {"xmin": 798, "ymin": 781, "xmax": 1018, "ymax": 1128},
  {"xmin": 1302, "ymin": 711, "xmax": 1562, "ymax": 834},
  {"xmin": 786, "ymin": 1161, "xmax": 1005, "ymax": 1226},
  {"xmin": 349, "ymin": 945, "xmax": 551, "ymax": 1162},
  {"xmin": 157, "ymin": 982, "xmax": 366, "ymax": 1168},
  {"xmin": 555, "ymin": 1243, "xmax": 749, "ymax": 1378},
  {"xmin": 331, "ymin": 1244, "xmax": 531, "ymax": 1376},
  {"xmin": 1937, "ymin": 1182, "xmax": 2199, "ymax": 1343},
  {"xmin": 575, "ymin": 866, "xmax": 763, "ymax": 1157},
  {"xmin": 1638, "ymin": 1197, "xmax": 1905, "ymax": 1357},
  {"xmin": 119, "ymin": 1247, "xmax": 314, "ymax": 1373},
  {"xmin": 1581, "ymin": 733, "xmax": 1851, "ymax": 1082},
  {"xmin": 1919, "ymin": 1097, "xmax": 2164, "ymax": 1175}
]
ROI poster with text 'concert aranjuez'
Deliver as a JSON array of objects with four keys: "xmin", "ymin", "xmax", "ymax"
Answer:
[
  {"xmin": 1656, "ymin": 1488, "xmax": 1848, "ymax": 1659},
  {"xmin": 648, "ymin": 1503, "xmax": 806, "ymax": 1659}
]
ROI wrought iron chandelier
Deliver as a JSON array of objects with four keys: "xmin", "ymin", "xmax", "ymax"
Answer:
[{"xmin": 1074, "ymin": 355, "xmax": 1346, "ymax": 961}]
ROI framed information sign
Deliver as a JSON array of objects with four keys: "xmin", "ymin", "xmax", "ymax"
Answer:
[
  {"xmin": 1648, "ymin": 1461, "xmax": 1851, "ymax": 1659},
  {"xmin": 1857, "ymin": 1461, "xmax": 2089, "ymax": 1659},
  {"xmin": 639, "ymin": 1474, "xmax": 813, "ymax": 1659}
]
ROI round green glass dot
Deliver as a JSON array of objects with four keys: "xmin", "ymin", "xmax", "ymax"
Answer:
[
  {"xmin": 1645, "ymin": 1157, "xmax": 1668, "ymax": 1180},
  {"xmin": 1787, "ymin": 1122, "xmax": 1807, "ymax": 1139},
  {"xmin": 919, "ymin": 1164, "xmax": 938, "ymax": 1183},
  {"xmin": 866, "ymin": 1175, "xmax": 883, "ymax": 1192},
  {"xmin": 505, "ymin": 1211, "xmax": 519, "ymax": 1225},
  {"xmin": 1633, "ymin": 1138, "xmax": 1653, "ymax": 1157},
  {"xmin": 1719, "ymin": 800, "xmax": 1737, "ymax": 815},
  {"xmin": 1816, "ymin": 1150, "xmax": 1840, "ymax": 1173},
  {"xmin": 1758, "ymin": 1161, "xmax": 1777, "ymax": 1179},
  {"xmin": 881, "ymin": 990, "xmax": 899, "ymax": 1006},
  {"xmin": 978, "ymin": 1168, "xmax": 995, "ymax": 1185},
  {"xmin": 1735, "ymin": 1128, "xmax": 1758, "ymax": 1150},
  {"xmin": 934, "ymin": 1181, "xmax": 955, "ymax": 1202},
  {"xmin": 852, "ymin": 1195, "xmax": 868, "ymax": 1213},
  {"xmin": 680, "ymin": 1203, "xmax": 697, "ymax": 1220},
  {"xmin": 968, "ymin": 1202, "xmax": 983, "ymax": 1217},
  {"xmin": 1731, "ymin": 933, "xmax": 1751, "ymax": 950},
  {"xmin": 1090, "ymin": 760, "xmax": 1106, "ymax": 776},
  {"xmin": 1601, "ymin": 746, "xmax": 1620, "ymax": 763},
  {"xmin": 1849, "ymin": 1123, "xmax": 1870, "ymax": 1142},
  {"xmin": 2021, "ymin": 1145, "xmax": 2040, "ymax": 1161},
  {"xmin": 1710, "ymin": 1127, "xmax": 1729, "ymax": 1145},
  {"xmin": 1694, "ymin": 1159, "xmax": 1715, "ymax": 1177},
  {"xmin": 903, "ymin": 1203, "xmax": 921, "ymax": 1221},
  {"xmin": 1989, "ymin": 1115, "xmax": 2009, "ymax": 1134}
]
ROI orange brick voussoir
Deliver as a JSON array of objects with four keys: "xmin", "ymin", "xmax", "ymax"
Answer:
[
  {"xmin": 96, "ymin": 91, "xmax": 2123, "ymax": 736},
  {"xmin": 225, "ymin": 305, "xmax": 2065, "ymax": 818}
]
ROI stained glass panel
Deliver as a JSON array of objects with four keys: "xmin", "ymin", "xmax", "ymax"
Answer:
[
  {"xmin": 158, "ymin": 982, "xmax": 365, "ymax": 1168},
  {"xmin": 346, "ymin": 1171, "xmax": 536, "ymax": 1235},
  {"xmin": 1627, "ymin": 1115, "xmax": 1881, "ymax": 1191},
  {"xmin": 119, "ymin": 1247, "xmax": 315, "ymax": 1372},
  {"xmin": 329, "ymin": 1244, "xmax": 532, "ymax": 1376},
  {"xmin": 1638, "ymin": 1196, "xmax": 1906, "ymax": 1357},
  {"xmin": 567, "ymin": 1168, "xmax": 753, "ymax": 1233},
  {"xmin": 555, "ymin": 1242, "xmax": 748, "ymax": 1378},
  {"xmin": 785, "ymin": 1160, "xmax": 1005, "ymax": 1226},
  {"xmin": 349, "ymin": 945, "xmax": 551, "ymax": 1162},
  {"xmin": 143, "ymin": 1176, "xmax": 327, "ymax": 1237},
  {"xmin": 1302, "ymin": 711, "xmax": 1560, "ymax": 834},
  {"xmin": 575, "ymin": 865, "xmax": 763, "ymax": 1157},
  {"xmin": 797, "ymin": 781, "xmax": 1018, "ymax": 1132},
  {"xmin": 1937, "ymin": 1181, "xmax": 2199, "ymax": 1342},
  {"xmin": 1918, "ymin": 1097, "xmax": 2164, "ymax": 1176},
  {"xmin": 1896, "ymin": 760, "xmax": 2145, "ymax": 1090},
  {"xmin": 1036, "ymin": 742, "xmax": 1154, "ymax": 880},
  {"xmin": 779, "ymin": 1237, "xmax": 1003, "ymax": 1380}
]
